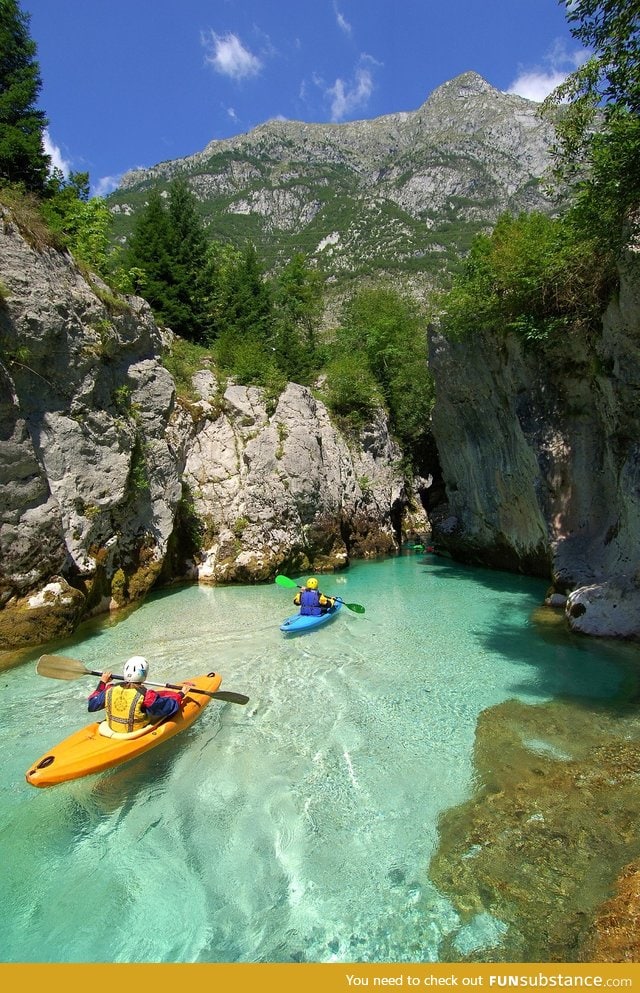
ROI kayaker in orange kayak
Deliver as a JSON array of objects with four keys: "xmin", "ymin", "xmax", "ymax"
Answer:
[{"xmin": 88, "ymin": 655, "xmax": 193, "ymax": 734}]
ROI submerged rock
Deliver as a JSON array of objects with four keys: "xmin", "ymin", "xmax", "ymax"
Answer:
[
  {"xmin": 429, "ymin": 695, "xmax": 640, "ymax": 961},
  {"xmin": 580, "ymin": 859, "xmax": 640, "ymax": 962}
]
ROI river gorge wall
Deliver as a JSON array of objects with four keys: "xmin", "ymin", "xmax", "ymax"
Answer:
[
  {"xmin": 428, "ymin": 228, "xmax": 640, "ymax": 642},
  {"xmin": 1, "ymin": 205, "xmax": 639, "ymax": 650},
  {"xmin": 0, "ymin": 208, "xmax": 427, "ymax": 650}
]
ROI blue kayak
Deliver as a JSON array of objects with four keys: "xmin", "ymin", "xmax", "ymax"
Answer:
[{"xmin": 279, "ymin": 600, "xmax": 343, "ymax": 634}]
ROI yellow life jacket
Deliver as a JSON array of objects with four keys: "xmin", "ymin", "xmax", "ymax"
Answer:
[{"xmin": 105, "ymin": 684, "xmax": 149, "ymax": 733}]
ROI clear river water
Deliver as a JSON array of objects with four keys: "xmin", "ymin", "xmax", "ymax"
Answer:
[{"xmin": 0, "ymin": 554, "xmax": 636, "ymax": 963}]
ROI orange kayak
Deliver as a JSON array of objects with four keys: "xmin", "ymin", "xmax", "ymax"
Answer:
[{"xmin": 25, "ymin": 672, "xmax": 222, "ymax": 788}]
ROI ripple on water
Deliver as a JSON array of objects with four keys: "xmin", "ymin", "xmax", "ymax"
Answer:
[{"xmin": 1, "ymin": 556, "xmax": 636, "ymax": 962}]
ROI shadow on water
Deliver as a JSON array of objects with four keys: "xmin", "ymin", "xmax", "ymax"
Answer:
[
  {"xmin": 410, "ymin": 554, "xmax": 640, "ymax": 707},
  {"xmin": 416, "ymin": 555, "xmax": 548, "ymax": 598},
  {"xmin": 472, "ymin": 605, "xmax": 640, "ymax": 708}
]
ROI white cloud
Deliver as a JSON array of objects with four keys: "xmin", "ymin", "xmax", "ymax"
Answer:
[
  {"xmin": 508, "ymin": 69, "xmax": 571, "ymax": 102},
  {"xmin": 333, "ymin": 2, "xmax": 352, "ymax": 35},
  {"xmin": 93, "ymin": 175, "xmax": 120, "ymax": 197},
  {"xmin": 226, "ymin": 106, "xmax": 239, "ymax": 122},
  {"xmin": 43, "ymin": 128, "xmax": 120, "ymax": 198},
  {"xmin": 202, "ymin": 31, "xmax": 262, "ymax": 80},
  {"xmin": 328, "ymin": 66, "xmax": 374, "ymax": 120},
  {"xmin": 507, "ymin": 39, "xmax": 588, "ymax": 103},
  {"xmin": 43, "ymin": 130, "xmax": 71, "ymax": 176}
]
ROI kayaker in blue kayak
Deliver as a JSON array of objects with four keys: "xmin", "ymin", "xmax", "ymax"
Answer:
[
  {"xmin": 293, "ymin": 578, "xmax": 336, "ymax": 617},
  {"xmin": 88, "ymin": 655, "xmax": 192, "ymax": 733}
]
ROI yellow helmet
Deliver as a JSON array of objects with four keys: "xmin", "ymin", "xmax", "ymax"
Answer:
[{"xmin": 305, "ymin": 577, "xmax": 318, "ymax": 590}]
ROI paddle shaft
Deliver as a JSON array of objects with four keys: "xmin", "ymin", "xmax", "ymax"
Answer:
[
  {"xmin": 86, "ymin": 668, "xmax": 201, "ymax": 695},
  {"xmin": 91, "ymin": 671, "xmax": 246, "ymax": 703},
  {"xmin": 36, "ymin": 655, "xmax": 248, "ymax": 703}
]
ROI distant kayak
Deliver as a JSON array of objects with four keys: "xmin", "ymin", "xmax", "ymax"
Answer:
[
  {"xmin": 25, "ymin": 672, "xmax": 222, "ymax": 788},
  {"xmin": 280, "ymin": 600, "xmax": 343, "ymax": 634}
]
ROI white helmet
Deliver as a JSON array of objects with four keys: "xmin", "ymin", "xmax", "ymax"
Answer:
[{"xmin": 123, "ymin": 655, "xmax": 149, "ymax": 683}]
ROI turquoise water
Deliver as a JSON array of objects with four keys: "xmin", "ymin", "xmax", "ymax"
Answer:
[{"xmin": 0, "ymin": 555, "xmax": 631, "ymax": 963}]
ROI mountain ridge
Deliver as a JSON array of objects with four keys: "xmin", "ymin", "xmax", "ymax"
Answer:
[{"xmin": 108, "ymin": 71, "xmax": 560, "ymax": 290}]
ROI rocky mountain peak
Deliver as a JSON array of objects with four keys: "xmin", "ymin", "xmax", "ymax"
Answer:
[
  {"xmin": 110, "ymin": 70, "xmax": 559, "ymax": 293},
  {"xmin": 428, "ymin": 70, "xmax": 499, "ymax": 101}
]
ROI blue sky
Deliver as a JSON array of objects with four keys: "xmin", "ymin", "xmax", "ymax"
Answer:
[{"xmin": 24, "ymin": 0, "xmax": 587, "ymax": 197}]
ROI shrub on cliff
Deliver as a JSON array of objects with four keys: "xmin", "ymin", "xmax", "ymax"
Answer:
[{"xmin": 440, "ymin": 211, "xmax": 616, "ymax": 344}]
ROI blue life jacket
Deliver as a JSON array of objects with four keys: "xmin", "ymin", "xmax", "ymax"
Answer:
[{"xmin": 300, "ymin": 588, "xmax": 322, "ymax": 616}]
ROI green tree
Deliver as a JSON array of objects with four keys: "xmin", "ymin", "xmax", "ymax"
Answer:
[
  {"xmin": 126, "ymin": 188, "xmax": 173, "ymax": 312},
  {"xmin": 0, "ymin": 0, "xmax": 50, "ymax": 192},
  {"xmin": 560, "ymin": 0, "xmax": 640, "ymax": 114},
  {"xmin": 70, "ymin": 196, "xmax": 114, "ymax": 276},
  {"xmin": 441, "ymin": 211, "xmax": 615, "ymax": 343},
  {"xmin": 329, "ymin": 286, "xmax": 435, "ymax": 466},
  {"xmin": 270, "ymin": 253, "xmax": 323, "ymax": 383},
  {"xmin": 217, "ymin": 242, "xmax": 273, "ymax": 341},
  {"xmin": 212, "ymin": 243, "xmax": 284, "ymax": 391},
  {"xmin": 544, "ymin": 1, "xmax": 640, "ymax": 246},
  {"xmin": 164, "ymin": 178, "xmax": 213, "ymax": 340},
  {"xmin": 40, "ymin": 170, "xmax": 113, "ymax": 276},
  {"xmin": 126, "ymin": 180, "xmax": 216, "ymax": 341},
  {"xmin": 323, "ymin": 351, "xmax": 381, "ymax": 423}
]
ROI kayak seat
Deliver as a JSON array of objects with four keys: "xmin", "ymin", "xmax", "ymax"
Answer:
[{"xmin": 98, "ymin": 719, "xmax": 163, "ymax": 741}]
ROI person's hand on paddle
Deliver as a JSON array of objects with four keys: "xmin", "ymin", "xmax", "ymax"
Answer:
[
  {"xmin": 180, "ymin": 681, "xmax": 195, "ymax": 696},
  {"xmin": 100, "ymin": 671, "xmax": 112, "ymax": 684}
]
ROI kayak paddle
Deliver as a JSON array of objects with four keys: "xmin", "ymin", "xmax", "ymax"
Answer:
[
  {"xmin": 36, "ymin": 654, "xmax": 249, "ymax": 704},
  {"xmin": 274, "ymin": 574, "xmax": 365, "ymax": 614}
]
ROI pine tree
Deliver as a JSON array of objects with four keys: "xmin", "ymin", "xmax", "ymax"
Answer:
[
  {"xmin": 271, "ymin": 253, "xmax": 323, "ymax": 383},
  {"xmin": 126, "ymin": 180, "xmax": 214, "ymax": 342},
  {"xmin": 165, "ymin": 178, "xmax": 212, "ymax": 341},
  {"xmin": 126, "ymin": 189, "xmax": 174, "ymax": 316},
  {"xmin": 220, "ymin": 243, "xmax": 273, "ymax": 340},
  {"xmin": 0, "ymin": 0, "xmax": 50, "ymax": 192}
]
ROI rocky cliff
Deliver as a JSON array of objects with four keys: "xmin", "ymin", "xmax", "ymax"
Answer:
[
  {"xmin": 428, "ymin": 228, "xmax": 640, "ymax": 640},
  {"xmin": 176, "ymin": 371, "xmax": 422, "ymax": 584},
  {"xmin": 0, "ymin": 209, "xmax": 425, "ymax": 651}
]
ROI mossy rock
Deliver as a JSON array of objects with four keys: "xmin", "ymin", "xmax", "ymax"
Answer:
[{"xmin": 0, "ymin": 583, "xmax": 86, "ymax": 650}]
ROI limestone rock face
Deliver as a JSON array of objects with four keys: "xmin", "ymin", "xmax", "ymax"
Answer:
[
  {"xmin": 428, "ymin": 328, "xmax": 550, "ymax": 577},
  {"xmin": 0, "ymin": 209, "xmax": 182, "ymax": 648},
  {"xmin": 428, "ymin": 234, "xmax": 640, "ymax": 639},
  {"xmin": 179, "ymin": 374, "xmax": 420, "ymax": 583}
]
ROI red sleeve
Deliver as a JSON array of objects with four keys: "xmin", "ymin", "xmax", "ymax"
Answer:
[
  {"xmin": 142, "ymin": 688, "xmax": 183, "ymax": 707},
  {"xmin": 88, "ymin": 679, "xmax": 110, "ymax": 700}
]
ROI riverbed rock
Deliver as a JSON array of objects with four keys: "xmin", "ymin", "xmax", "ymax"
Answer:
[
  {"xmin": 580, "ymin": 859, "xmax": 640, "ymax": 962},
  {"xmin": 429, "ymin": 695, "xmax": 640, "ymax": 962}
]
